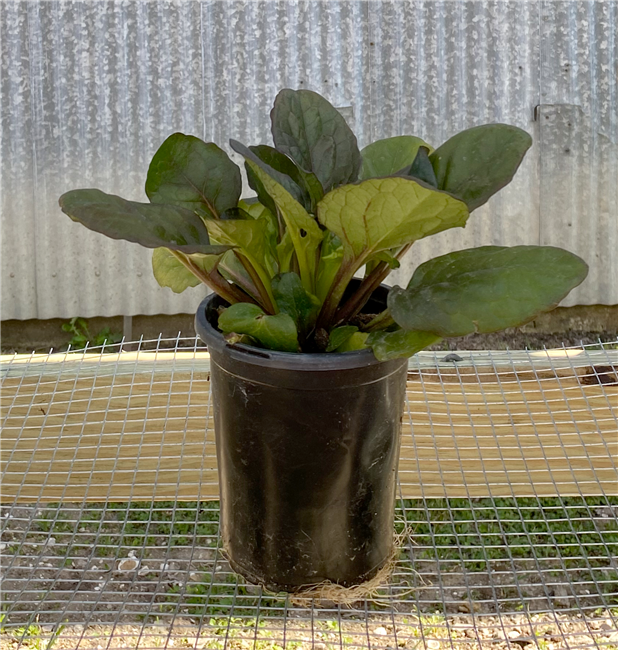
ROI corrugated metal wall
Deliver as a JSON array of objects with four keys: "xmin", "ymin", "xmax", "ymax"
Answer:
[{"xmin": 2, "ymin": 1, "xmax": 616, "ymax": 320}]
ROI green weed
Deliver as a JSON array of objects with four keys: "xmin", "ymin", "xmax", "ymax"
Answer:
[
  {"xmin": 397, "ymin": 496, "xmax": 618, "ymax": 572},
  {"xmin": 163, "ymin": 573, "xmax": 285, "ymax": 618},
  {"xmin": 62, "ymin": 317, "xmax": 121, "ymax": 350},
  {"xmin": 9, "ymin": 623, "xmax": 65, "ymax": 650}
]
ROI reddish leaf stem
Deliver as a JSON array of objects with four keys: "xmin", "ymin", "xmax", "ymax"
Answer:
[{"xmin": 171, "ymin": 251, "xmax": 252, "ymax": 305}]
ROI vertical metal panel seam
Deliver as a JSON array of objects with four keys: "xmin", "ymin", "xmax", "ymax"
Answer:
[
  {"xmin": 538, "ymin": 0, "xmax": 544, "ymax": 247},
  {"xmin": 199, "ymin": 3, "xmax": 207, "ymax": 141},
  {"xmin": 26, "ymin": 2, "xmax": 40, "ymax": 318}
]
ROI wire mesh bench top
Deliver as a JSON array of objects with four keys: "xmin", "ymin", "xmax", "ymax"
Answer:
[{"xmin": 1, "ymin": 338, "xmax": 617, "ymax": 650}]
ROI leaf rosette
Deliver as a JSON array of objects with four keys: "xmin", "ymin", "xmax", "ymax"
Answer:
[{"xmin": 58, "ymin": 88, "xmax": 587, "ymax": 359}]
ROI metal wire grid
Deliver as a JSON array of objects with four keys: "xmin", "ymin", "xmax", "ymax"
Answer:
[{"xmin": 1, "ymin": 337, "xmax": 617, "ymax": 650}]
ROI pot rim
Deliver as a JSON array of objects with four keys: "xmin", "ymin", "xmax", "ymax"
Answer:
[{"xmin": 194, "ymin": 289, "xmax": 394, "ymax": 372}]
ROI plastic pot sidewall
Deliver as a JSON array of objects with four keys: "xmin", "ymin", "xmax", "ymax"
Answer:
[{"xmin": 195, "ymin": 290, "xmax": 408, "ymax": 592}]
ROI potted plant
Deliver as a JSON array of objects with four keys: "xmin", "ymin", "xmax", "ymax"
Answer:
[{"xmin": 59, "ymin": 88, "xmax": 587, "ymax": 593}]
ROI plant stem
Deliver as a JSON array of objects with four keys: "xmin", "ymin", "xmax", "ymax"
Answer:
[
  {"xmin": 234, "ymin": 251, "xmax": 276, "ymax": 314},
  {"xmin": 218, "ymin": 260, "xmax": 263, "ymax": 304},
  {"xmin": 275, "ymin": 206, "xmax": 314, "ymax": 294},
  {"xmin": 274, "ymin": 205, "xmax": 285, "ymax": 241},
  {"xmin": 362, "ymin": 309, "xmax": 395, "ymax": 333},
  {"xmin": 333, "ymin": 243, "xmax": 413, "ymax": 326},
  {"xmin": 314, "ymin": 259, "xmax": 358, "ymax": 331},
  {"xmin": 170, "ymin": 251, "xmax": 249, "ymax": 305},
  {"xmin": 333, "ymin": 261, "xmax": 390, "ymax": 326}
]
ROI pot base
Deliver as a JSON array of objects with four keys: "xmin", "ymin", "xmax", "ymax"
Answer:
[{"xmin": 225, "ymin": 542, "xmax": 396, "ymax": 597}]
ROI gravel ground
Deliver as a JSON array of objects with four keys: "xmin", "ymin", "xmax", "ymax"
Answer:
[
  {"xmin": 1, "ymin": 611, "xmax": 617, "ymax": 650},
  {"xmin": 2, "ymin": 328, "xmax": 617, "ymax": 356},
  {"xmin": 2, "ymin": 500, "xmax": 617, "ymax": 649},
  {"xmin": 427, "ymin": 330, "xmax": 617, "ymax": 352}
]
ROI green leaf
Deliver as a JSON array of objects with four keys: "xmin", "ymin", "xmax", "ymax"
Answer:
[
  {"xmin": 229, "ymin": 140, "xmax": 308, "ymax": 212},
  {"xmin": 317, "ymin": 177, "xmax": 468, "ymax": 264},
  {"xmin": 223, "ymin": 332, "xmax": 259, "ymax": 347},
  {"xmin": 271, "ymin": 88, "xmax": 362, "ymax": 192},
  {"xmin": 151, "ymin": 248, "xmax": 221, "ymax": 293},
  {"xmin": 296, "ymin": 168, "xmax": 325, "ymax": 213},
  {"xmin": 402, "ymin": 146, "xmax": 437, "ymax": 187},
  {"xmin": 59, "ymin": 189, "xmax": 230, "ymax": 254},
  {"xmin": 245, "ymin": 160, "xmax": 324, "ymax": 293},
  {"xmin": 364, "ymin": 248, "xmax": 400, "ymax": 277},
  {"xmin": 249, "ymin": 144, "xmax": 324, "ymax": 212},
  {"xmin": 250, "ymin": 145, "xmax": 308, "ymax": 200},
  {"xmin": 388, "ymin": 246, "xmax": 589, "ymax": 337},
  {"xmin": 315, "ymin": 232, "xmax": 344, "ymax": 303},
  {"xmin": 205, "ymin": 216, "xmax": 277, "ymax": 304},
  {"xmin": 369, "ymin": 250, "xmax": 401, "ymax": 270},
  {"xmin": 145, "ymin": 133, "xmax": 241, "ymax": 219},
  {"xmin": 360, "ymin": 136, "xmax": 431, "ymax": 180},
  {"xmin": 244, "ymin": 164, "xmax": 278, "ymax": 218},
  {"xmin": 238, "ymin": 198, "xmax": 279, "ymax": 240},
  {"xmin": 218, "ymin": 303, "xmax": 299, "ymax": 353},
  {"xmin": 206, "ymin": 216, "xmax": 272, "ymax": 264},
  {"xmin": 335, "ymin": 331, "xmax": 369, "ymax": 353},
  {"xmin": 326, "ymin": 326, "xmax": 358, "ymax": 352},
  {"xmin": 236, "ymin": 200, "xmax": 280, "ymax": 276},
  {"xmin": 272, "ymin": 272, "xmax": 320, "ymax": 337},
  {"xmin": 429, "ymin": 124, "xmax": 532, "ymax": 211},
  {"xmin": 367, "ymin": 329, "xmax": 441, "ymax": 361},
  {"xmin": 219, "ymin": 207, "xmax": 251, "ymax": 221},
  {"xmin": 237, "ymin": 199, "xmax": 273, "ymax": 220},
  {"xmin": 276, "ymin": 230, "xmax": 296, "ymax": 275}
]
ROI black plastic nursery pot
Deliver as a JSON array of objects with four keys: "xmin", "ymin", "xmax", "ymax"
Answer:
[{"xmin": 194, "ymin": 285, "xmax": 408, "ymax": 592}]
